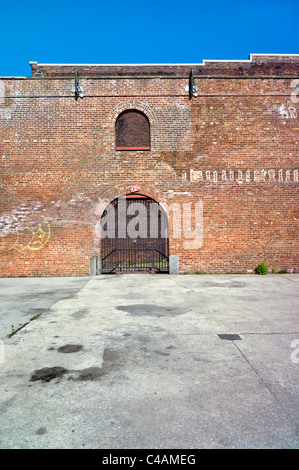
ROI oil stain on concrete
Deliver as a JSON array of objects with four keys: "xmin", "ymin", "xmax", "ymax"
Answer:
[
  {"xmin": 201, "ymin": 281, "xmax": 246, "ymax": 288},
  {"xmin": 29, "ymin": 347, "xmax": 124, "ymax": 384},
  {"xmin": 30, "ymin": 366, "xmax": 68, "ymax": 383},
  {"xmin": 35, "ymin": 427, "xmax": 48, "ymax": 435},
  {"xmin": 57, "ymin": 344, "xmax": 83, "ymax": 353},
  {"xmin": 116, "ymin": 304, "xmax": 189, "ymax": 317}
]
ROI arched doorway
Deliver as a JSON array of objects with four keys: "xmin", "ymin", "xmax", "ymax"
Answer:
[{"xmin": 101, "ymin": 194, "xmax": 169, "ymax": 274}]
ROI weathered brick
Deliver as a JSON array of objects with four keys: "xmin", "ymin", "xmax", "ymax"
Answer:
[{"xmin": 0, "ymin": 54, "xmax": 298, "ymax": 276}]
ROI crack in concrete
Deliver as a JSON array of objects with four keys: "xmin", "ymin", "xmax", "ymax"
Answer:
[{"xmin": 232, "ymin": 340, "xmax": 298, "ymax": 430}]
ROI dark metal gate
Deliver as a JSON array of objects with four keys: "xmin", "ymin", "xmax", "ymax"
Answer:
[{"xmin": 101, "ymin": 196, "xmax": 169, "ymax": 274}]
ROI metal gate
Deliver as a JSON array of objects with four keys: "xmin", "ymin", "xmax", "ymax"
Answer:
[{"xmin": 101, "ymin": 196, "xmax": 169, "ymax": 274}]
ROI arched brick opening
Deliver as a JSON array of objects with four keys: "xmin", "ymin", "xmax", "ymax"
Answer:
[
  {"xmin": 115, "ymin": 110, "xmax": 150, "ymax": 150},
  {"xmin": 100, "ymin": 194, "xmax": 169, "ymax": 273}
]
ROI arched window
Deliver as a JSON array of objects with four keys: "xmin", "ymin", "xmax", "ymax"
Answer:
[{"xmin": 115, "ymin": 110, "xmax": 150, "ymax": 150}]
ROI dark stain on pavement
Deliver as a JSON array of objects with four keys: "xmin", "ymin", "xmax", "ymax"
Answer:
[
  {"xmin": 116, "ymin": 304, "xmax": 187, "ymax": 317},
  {"xmin": 202, "ymin": 281, "xmax": 246, "ymax": 288},
  {"xmin": 72, "ymin": 348, "xmax": 123, "ymax": 381},
  {"xmin": 29, "ymin": 348, "xmax": 124, "ymax": 383},
  {"xmin": 72, "ymin": 308, "xmax": 89, "ymax": 320},
  {"xmin": 30, "ymin": 366, "xmax": 68, "ymax": 383},
  {"xmin": 74, "ymin": 367, "xmax": 105, "ymax": 381},
  {"xmin": 57, "ymin": 344, "xmax": 83, "ymax": 353},
  {"xmin": 36, "ymin": 426, "xmax": 48, "ymax": 435}
]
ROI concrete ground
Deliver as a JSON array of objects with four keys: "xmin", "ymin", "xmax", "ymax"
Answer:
[{"xmin": 0, "ymin": 273, "xmax": 298, "ymax": 449}]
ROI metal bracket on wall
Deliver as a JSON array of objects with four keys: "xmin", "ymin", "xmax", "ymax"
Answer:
[
  {"xmin": 185, "ymin": 69, "xmax": 198, "ymax": 99},
  {"xmin": 71, "ymin": 70, "xmax": 84, "ymax": 100}
]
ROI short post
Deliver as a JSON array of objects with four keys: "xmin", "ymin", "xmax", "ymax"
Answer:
[
  {"xmin": 89, "ymin": 257, "xmax": 97, "ymax": 276},
  {"xmin": 169, "ymin": 255, "xmax": 179, "ymax": 275},
  {"xmin": 97, "ymin": 256, "xmax": 102, "ymax": 275},
  {"xmin": 89, "ymin": 256, "xmax": 102, "ymax": 276}
]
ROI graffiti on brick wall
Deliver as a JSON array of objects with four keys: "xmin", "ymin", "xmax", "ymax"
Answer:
[
  {"xmin": 0, "ymin": 193, "xmax": 96, "ymax": 254},
  {"xmin": 271, "ymin": 104, "xmax": 297, "ymax": 119},
  {"xmin": 188, "ymin": 169, "xmax": 299, "ymax": 183},
  {"xmin": 0, "ymin": 215, "xmax": 50, "ymax": 252}
]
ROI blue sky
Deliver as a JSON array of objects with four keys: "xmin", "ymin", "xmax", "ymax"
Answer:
[{"xmin": 0, "ymin": 0, "xmax": 298, "ymax": 76}]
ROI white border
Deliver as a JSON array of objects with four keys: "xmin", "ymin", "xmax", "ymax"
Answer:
[{"xmin": 29, "ymin": 54, "xmax": 299, "ymax": 67}]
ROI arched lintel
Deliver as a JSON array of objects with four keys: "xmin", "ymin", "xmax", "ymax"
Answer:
[
  {"xmin": 108, "ymin": 101, "xmax": 157, "ymax": 129},
  {"xmin": 95, "ymin": 185, "xmax": 166, "ymax": 219}
]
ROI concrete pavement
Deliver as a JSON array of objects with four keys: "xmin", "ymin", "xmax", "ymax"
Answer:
[
  {"xmin": 0, "ymin": 276, "xmax": 89, "ymax": 340},
  {"xmin": 0, "ymin": 273, "xmax": 298, "ymax": 449}
]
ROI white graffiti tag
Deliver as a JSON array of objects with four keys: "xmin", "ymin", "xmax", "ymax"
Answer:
[{"xmin": 272, "ymin": 104, "xmax": 297, "ymax": 119}]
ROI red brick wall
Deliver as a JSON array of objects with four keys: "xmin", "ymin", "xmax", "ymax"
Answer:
[{"xmin": 0, "ymin": 55, "xmax": 298, "ymax": 276}]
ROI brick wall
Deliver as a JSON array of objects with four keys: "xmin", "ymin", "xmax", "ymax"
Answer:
[{"xmin": 0, "ymin": 55, "xmax": 298, "ymax": 276}]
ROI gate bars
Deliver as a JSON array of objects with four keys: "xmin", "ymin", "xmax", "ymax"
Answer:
[{"xmin": 101, "ymin": 197, "xmax": 169, "ymax": 274}]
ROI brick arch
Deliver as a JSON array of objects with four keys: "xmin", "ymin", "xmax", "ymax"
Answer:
[
  {"xmin": 107, "ymin": 101, "xmax": 157, "ymax": 128},
  {"xmin": 94, "ymin": 183, "xmax": 164, "ymax": 220},
  {"xmin": 104, "ymin": 101, "xmax": 158, "ymax": 153},
  {"xmin": 97, "ymin": 183, "xmax": 170, "ymax": 274}
]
